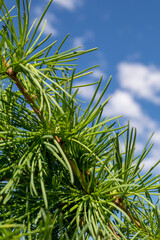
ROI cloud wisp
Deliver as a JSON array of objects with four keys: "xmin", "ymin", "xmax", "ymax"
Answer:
[
  {"xmin": 92, "ymin": 69, "xmax": 106, "ymax": 79},
  {"xmin": 50, "ymin": 0, "xmax": 84, "ymax": 11},
  {"xmin": 73, "ymin": 81, "xmax": 100, "ymax": 101},
  {"xmin": 34, "ymin": 6, "xmax": 58, "ymax": 36},
  {"xmin": 103, "ymin": 90, "xmax": 156, "ymax": 134},
  {"xmin": 117, "ymin": 62, "xmax": 160, "ymax": 104},
  {"xmin": 72, "ymin": 31, "xmax": 95, "ymax": 49}
]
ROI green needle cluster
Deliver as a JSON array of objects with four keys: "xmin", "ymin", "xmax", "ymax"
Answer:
[{"xmin": 0, "ymin": 1, "xmax": 159, "ymax": 239}]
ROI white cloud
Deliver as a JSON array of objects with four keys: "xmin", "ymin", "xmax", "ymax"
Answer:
[
  {"xmin": 78, "ymin": 85, "xmax": 97, "ymax": 100},
  {"xmin": 151, "ymin": 131, "xmax": 160, "ymax": 144},
  {"xmin": 102, "ymin": 89, "xmax": 160, "ymax": 172},
  {"xmin": 73, "ymin": 37, "xmax": 84, "ymax": 47},
  {"xmin": 41, "ymin": 19, "xmax": 58, "ymax": 36},
  {"xmin": 103, "ymin": 90, "xmax": 156, "ymax": 135},
  {"xmin": 126, "ymin": 52, "xmax": 141, "ymax": 61},
  {"xmin": 92, "ymin": 69, "xmax": 106, "ymax": 79},
  {"xmin": 34, "ymin": 6, "xmax": 58, "ymax": 35},
  {"xmin": 73, "ymin": 81, "xmax": 100, "ymax": 100},
  {"xmin": 141, "ymin": 148, "xmax": 160, "ymax": 173},
  {"xmin": 117, "ymin": 62, "xmax": 160, "ymax": 104},
  {"xmin": 135, "ymin": 141, "xmax": 145, "ymax": 153},
  {"xmin": 52, "ymin": 0, "xmax": 83, "ymax": 11},
  {"xmin": 94, "ymin": 51, "xmax": 108, "ymax": 70},
  {"xmin": 72, "ymin": 31, "xmax": 95, "ymax": 48},
  {"xmin": 104, "ymin": 90, "xmax": 142, "ymax": 119}
]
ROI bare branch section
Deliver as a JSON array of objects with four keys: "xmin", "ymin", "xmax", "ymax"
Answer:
[
  {"xmin": 3, "ymin": 58, "xmax": 41, "ymax": 120},
  {"xmin": 108, "ymin": 222, "xmax": 121, "ymax": 239},
  {"xmin": 114, "ymin": 196, "xmax": 141, "ymax": 228},
  {"xmin": 54, "ymin": 136, "xmax": 88, "ymax": 190}
]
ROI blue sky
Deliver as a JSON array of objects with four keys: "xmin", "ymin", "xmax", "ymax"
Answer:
[{"xmin": 8, "ymin": 0, "xmax": 160, "ymax": 173}]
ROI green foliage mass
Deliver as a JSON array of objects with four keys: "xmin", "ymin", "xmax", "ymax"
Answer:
[{"xmin": 0, "ymin": 1, "xmax": 159, "ymax": 239}]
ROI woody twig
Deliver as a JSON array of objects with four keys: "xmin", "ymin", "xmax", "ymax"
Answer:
[
  {"xmin": 54, "ymin": 136, "xmax": 88, "ymax": 191},
  {"xmin": 2, "ymin": 58, "xmax": 41, "ymax": 120},
  {"xmin": 114, "ymin": 196, "xmax": 141, "ymax": 229}
]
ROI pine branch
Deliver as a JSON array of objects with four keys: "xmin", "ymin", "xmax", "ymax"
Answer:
[{"xmin": 3, "ymin": 58, "xmax": 41, "ymax": 120}]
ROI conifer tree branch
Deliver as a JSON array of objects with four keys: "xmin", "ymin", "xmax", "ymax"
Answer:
[
  {"xmin": 2, "ymin": 57, "xmax": 88, "ymax": 192},
  {"xmin": 0, "ymin": 57, "xmax": 144, "ymax": 236},
  {"xmin": 108, "ymin": 222, "xmax": 121, "ymax": 239},
  {"xmin": 3, "ymin": 58, "xmax": 41, "ymax": 120}
]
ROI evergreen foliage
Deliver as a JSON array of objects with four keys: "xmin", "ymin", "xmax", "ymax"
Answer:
[{"xmin": 0, "ymin": 1, "xmax": 159, "ymax": 239}]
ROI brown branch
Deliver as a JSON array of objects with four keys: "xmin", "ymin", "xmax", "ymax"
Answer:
[
  {"xmin": 114, "ymin": 196, "xmax": 141, "ymax": 229},
  {"xmin": 68, "ymin": 158, "xmax": 88, "ymax": 190},
  {"xmin": 108, "ymin": 222, "xmax": 121, "ymax": 239},
  {"xmin": 3, "ymin": 58, "xmax": 41, "ymax": 120},
  {"xmin": 54, "ymin": 136, "xmax": 88, "ymax": 191}
]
